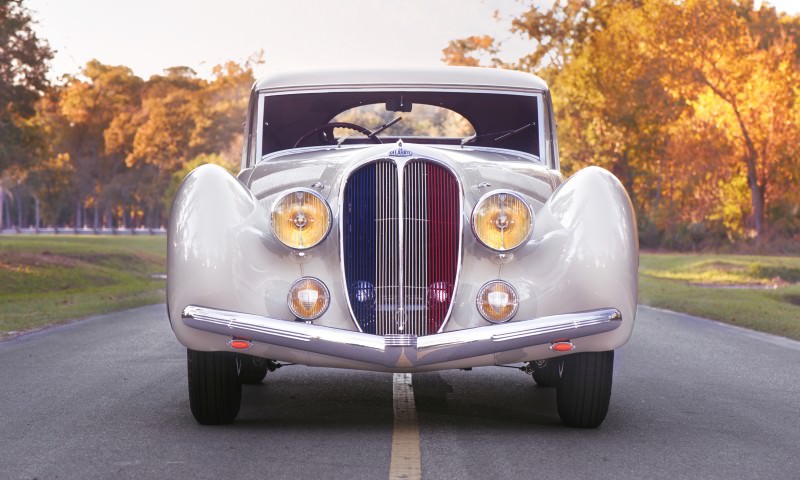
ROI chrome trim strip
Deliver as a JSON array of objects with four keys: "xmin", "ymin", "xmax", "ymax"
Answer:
[
  {"xmin": 396, "ymin": 157, "xmax": 406, "ymax": 333},
  {"xmin": 258, "ymin": 144, "xmax": 543, "ymax": 166},
  {"xmin": 182, "ymin": 305, "xmax": 622, "ymax": 369}
]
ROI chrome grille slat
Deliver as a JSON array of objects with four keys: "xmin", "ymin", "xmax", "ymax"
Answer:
[
  {"xmin": 375, "ymin": 161, "xmax": 399, "ymax": 335},
  {"xmin": 343, "ymin": 158, "xmax": 460, "ymax": 337}
]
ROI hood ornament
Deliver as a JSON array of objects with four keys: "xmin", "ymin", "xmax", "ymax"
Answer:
[{"xmin": 388, "ymin": 139, "xmax": 413, "ymax": 158}]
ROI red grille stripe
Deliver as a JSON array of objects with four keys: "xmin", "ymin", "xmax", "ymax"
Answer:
[{"xmin": 425, "ymin": 162, "xmax": 459, "ymax": 332}]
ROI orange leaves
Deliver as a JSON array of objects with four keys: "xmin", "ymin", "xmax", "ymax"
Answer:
[
  {"xmin": 475, "ymin": 0, "xmax": 800, "ymax": 242},
  {"xmin": 442, "ymin": 35, "xmax": 500, "ymax": 67}
]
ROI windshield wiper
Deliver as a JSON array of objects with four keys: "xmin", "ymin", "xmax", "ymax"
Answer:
[
  {"xmin": 461, "ymin": 122, "xmax": 536, "ymax": 146},
  {"xmin": 337, "ymin": 116, "xmax": 403, "ymax": 146},
  {"xmin": 368, "ymin": 116, "xmax": 403, "ymax": 138},
  {"xmin": 493, "ymin": 122, "xmax": 535, "ymax": 142}
]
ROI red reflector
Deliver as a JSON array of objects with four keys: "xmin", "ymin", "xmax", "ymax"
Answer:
[
  {"xmin": 550, "ymin": 341, "xmax": 575, "ymax": 352},
  {"xmin": 228, "ymin": 339, "xmax": 252, "ymax": 350}
]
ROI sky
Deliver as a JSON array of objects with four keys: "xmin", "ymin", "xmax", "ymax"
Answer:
[{"xmin": 25, "ymin": 0, "xmax": 800, "ymax": 82}]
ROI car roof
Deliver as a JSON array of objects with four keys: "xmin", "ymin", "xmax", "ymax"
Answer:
[{"xmin": 254, "ymin": 66, "xmax": 549, "ymax": 93}]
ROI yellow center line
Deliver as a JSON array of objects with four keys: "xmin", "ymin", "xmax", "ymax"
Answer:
[{"xmin": 389, "ymin": 373, "xmax": 421, "ymax": 480}]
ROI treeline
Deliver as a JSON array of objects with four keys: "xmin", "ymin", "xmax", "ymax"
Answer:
[
  {"xmin": 1, "ymin": 60, "xmax": 254, "ymax": 230},
  {"xmin": 444, "ymin": 0, "xmax": 800, "ymax": 250},
  {"xmin": 1, "ymin": 1, "xmax": 254, "ymax": 231}
]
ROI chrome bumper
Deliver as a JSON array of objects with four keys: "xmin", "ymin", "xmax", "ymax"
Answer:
[{"xmin": 182, "ymin": 305, "xmax": 622, "ymax": 368}]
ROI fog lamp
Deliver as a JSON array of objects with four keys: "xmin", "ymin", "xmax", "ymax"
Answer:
[
  {"xmin": 476, "ymin": 280, "xmax": 519, "ymax": 323},
  {"xmin": 428, "ymin": 281, "xmax": 450, "ymax": 304},
  {"xmin": 272, "ymin": 189, "xmax": 332, "ymax": 249},
  {"xmin": 287, "ymin": 277, "xmax": 330, "ymax": 320},
  {"xmin": 353, "ymin": 280, "xmax": 375, "ymax": 303}
]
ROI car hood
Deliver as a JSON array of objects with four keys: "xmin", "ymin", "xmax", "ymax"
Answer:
[{"xmin": 240, "ymin": 143, "xmax": 562, "ymax": 210}]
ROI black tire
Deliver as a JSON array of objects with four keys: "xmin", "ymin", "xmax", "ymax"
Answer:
[
  {"xmin": 532, "ymin": 360, "xmax": 561, "ymax": 388},
  {"xmin": 187, "ymin": 349, "xmax": 242, "ymax": 425},
  {"xmin": 237, "ymin": 356, "xmax": 269, "ymax": 385},
  {"xmin": 555, "ymin": 351, "xmax": 614, "ymax": 428}
]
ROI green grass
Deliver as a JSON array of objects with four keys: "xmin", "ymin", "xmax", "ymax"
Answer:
[
  {"xmin": 0, "ymin": 235, "xmax": 166, "ymax": 338},
  {"xmin": 639, "ymin": 253, "xmax": 800, "ymax": 340},
  {"xmin": 2, "ymin": 237, "xmax": 798, "ymax": 342}
]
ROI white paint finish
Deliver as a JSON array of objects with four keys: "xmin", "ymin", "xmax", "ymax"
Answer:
[
  {"xmin": 167, "ymin": 74, "xmax": 638, "ymax": 369},
  {"xmin": 254, "ymin": 66, "xmax": 549, "ymax": 93},
  {"xmin": 167, "ymin": 162, "xmax": 637, "ymax": 367}
]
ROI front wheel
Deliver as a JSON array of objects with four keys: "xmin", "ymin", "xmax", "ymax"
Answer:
[
  {"xmin": 555, "ymin": 351, "xmax": 614, "ymax": 428},
  {"xmin": 237, "ymin": 355, "xmax": 269, "ymax": 385},
  {"xmin": 187, "ymin": 349, "xmax": 242, "ymax": 425},
  {"xmin": 532, "ymin": 360, "xmax": 561, "ymax": 388}
]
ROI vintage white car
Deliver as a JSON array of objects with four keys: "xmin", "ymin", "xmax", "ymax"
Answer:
[{"xmin": 167, "ymin": 67, "xmax": 638, "ymax": 428}]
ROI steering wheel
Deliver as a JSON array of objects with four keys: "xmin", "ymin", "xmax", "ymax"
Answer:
[{"xmin": 293, "ymin": 122, "xmax": 382, "ymax": 148}]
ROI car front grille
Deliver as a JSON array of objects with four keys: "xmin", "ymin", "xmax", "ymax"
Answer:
[{"xmin": 342, "ymin": 159, "xmax": 461, "ymax": 336}]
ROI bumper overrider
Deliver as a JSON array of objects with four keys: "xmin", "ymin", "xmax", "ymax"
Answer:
[{"xmin": 182, "ymin": 306, "xmax": 622, "ymax": 369}]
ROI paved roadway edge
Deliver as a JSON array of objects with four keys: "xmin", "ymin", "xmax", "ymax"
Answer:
[{"xmin": 637, "ymin": 305, "xmax": 800, "ymax": 351}]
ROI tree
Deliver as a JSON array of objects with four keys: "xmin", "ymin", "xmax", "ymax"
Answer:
[
  {"xmin": 444, "ymin": 0, "xmax": 800, "ymax": 244},
  {"xmin": 55, "ymin": 60, "xmax": 144, "ymax": 228},
  {"xmin": 0, "ymin": 0, "xmax": 52, "ymax": 170},
  {"xmin": 442, "ymin": 35, "xmax": 502, "ymax": 68},
  {"xmin": 19, "ymin": 56, "xmax": 256, "ymax": 230},
  {"xmin": 649, "ymin": 0, "xmax": 800, "ymax": 238}
]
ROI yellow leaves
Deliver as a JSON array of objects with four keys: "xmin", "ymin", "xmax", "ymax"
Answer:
[
  {"xmin": 717, "ymin": 175, "xmax": 750, "ymax": 237},
  {"xmin": 441, "ymin": 35, "xmax": 499, "ymax": 67}
]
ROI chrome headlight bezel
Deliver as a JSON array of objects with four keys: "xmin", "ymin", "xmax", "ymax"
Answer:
[
  {"xmin": 287, "ymin": 276, "xmax": 331, "ymax": 320},
  {"xmin": 475, "ymin": 279, "xmax": 519, "ymax": 323},
  {"xmin": 271, "ymin": 188, "xmax": 332, "ymax": 250},
  {"xmin": 470, "ymin": 190, "xmax": 534, "ymax": 252}
]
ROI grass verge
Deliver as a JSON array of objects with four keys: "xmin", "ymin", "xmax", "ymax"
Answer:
[
  {"xmin": 0, "ymin": 235, "xmax": 166, "ymax": 339},
  {"xmin": 639, "ymin": 253, "xmax": 800, "ymax": 340},
  {"xmin": 2, "ymin": 238, "xmax": 798, "ymax": 342}
]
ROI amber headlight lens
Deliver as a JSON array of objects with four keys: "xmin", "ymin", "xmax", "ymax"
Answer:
[
  {"xmin": 287, "ymin": 277, "xmax": 330, "ymax": 320},
  {"xmin": 471, "ymin": 191, "xmax": 532, "ymax": 251},
  {"xmin": 476, "ymin": 280, "xmax": 519, "ymax": 323},
  {"xmin": 272, "ymin": 189, "xmax": 331, "ymax": 249}
]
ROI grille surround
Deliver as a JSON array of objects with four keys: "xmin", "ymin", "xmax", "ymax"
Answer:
[{"xmin": 340, "ymin": 157, "xmax": 462, "ymax": 336}]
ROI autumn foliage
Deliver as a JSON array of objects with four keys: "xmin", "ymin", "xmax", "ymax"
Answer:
[
  {"xmin": 2, "ymin": 54, "xmax": 256, "ymax": 229},
  {"xmin": 444, "ymin": 0, "xmax": 800, "ymax": 249},
  {"xmin": 2, "ymin": 0, "xmax": 800, "ymax": 249}
]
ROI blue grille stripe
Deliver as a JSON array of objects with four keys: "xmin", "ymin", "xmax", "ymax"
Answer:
[{"xmin": 343, "ymin": 163, "xmax": 376, "ymax": 333}]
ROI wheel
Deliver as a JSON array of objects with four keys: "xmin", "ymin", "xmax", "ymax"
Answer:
[
  {"xmin": 237, "ymin": 355, "xmax": 269, "ymax": 385},
  {"xmin": 293, "ymin": 122, "xmax": 381, "ymax": 147},
  {"xmin": 532, "ymin": 360, "xmax": 561, "ymax": 388},
  {"xmin": 555, "ymin": 351, "xmax": 614, "ymax": 428},
  {"xmin": 187, "ymin": 349, "xmax": 242, "ymax": 425}
]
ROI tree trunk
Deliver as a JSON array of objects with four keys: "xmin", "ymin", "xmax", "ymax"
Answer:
[
  {"xmin": 34, "ymin": 197, "xmax": 40, "ymax": 231},
  {"xmin": 0, "ymin": 193, "xmax": 5, "ymax": 231},
  {"xmin": 744, "ymin": 155, "xmax": 765, "ymax": 238},
  {"xmin": 3, "ymin": 195, "xmax": 8, "ymax": 230},
  {"xmin": 75, "ymin": 199, "xmax": 82, "ymax": 233},
  {"xmin": 17, "ymin": 195, "xmax": 23, "ymax": 230}
]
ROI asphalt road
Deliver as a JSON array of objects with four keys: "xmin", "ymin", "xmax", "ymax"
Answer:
[{"xmin": 1, "ymin": 305, "xmax": 798, "ymax": 480}]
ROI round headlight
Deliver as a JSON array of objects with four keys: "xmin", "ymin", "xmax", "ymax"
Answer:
[
  {"xmin": 476, "ymin": 280, "xmax": 519, "ymax": 323},
  {"xmin": 471, "ymin": 191, "xmax": 532, "ymax": 251},
  {"xmin": 272, "ymin": 189, "xmax": 331, "ymax": 249},
  {"xmin": 287, "ymin": 277, "xmax": 330, "ymax": 320}
]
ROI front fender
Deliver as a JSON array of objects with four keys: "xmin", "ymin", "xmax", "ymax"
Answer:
[
  {"xmin": 489, "ymin": 166, "xmax": 638, "ymax": 363},
  {"xmin": 167, "ymin": 164, "xmax": 260, "ymax": 347}
]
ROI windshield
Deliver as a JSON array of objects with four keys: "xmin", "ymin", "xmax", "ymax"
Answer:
[{"xmin": 260, "ymin": 89, "xmax": 541, "ymax": 157}]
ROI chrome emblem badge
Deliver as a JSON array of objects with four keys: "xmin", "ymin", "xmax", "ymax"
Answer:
[{"xmin": 388, "ymin": 139, "xmax": 413, "ymax": 157}]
